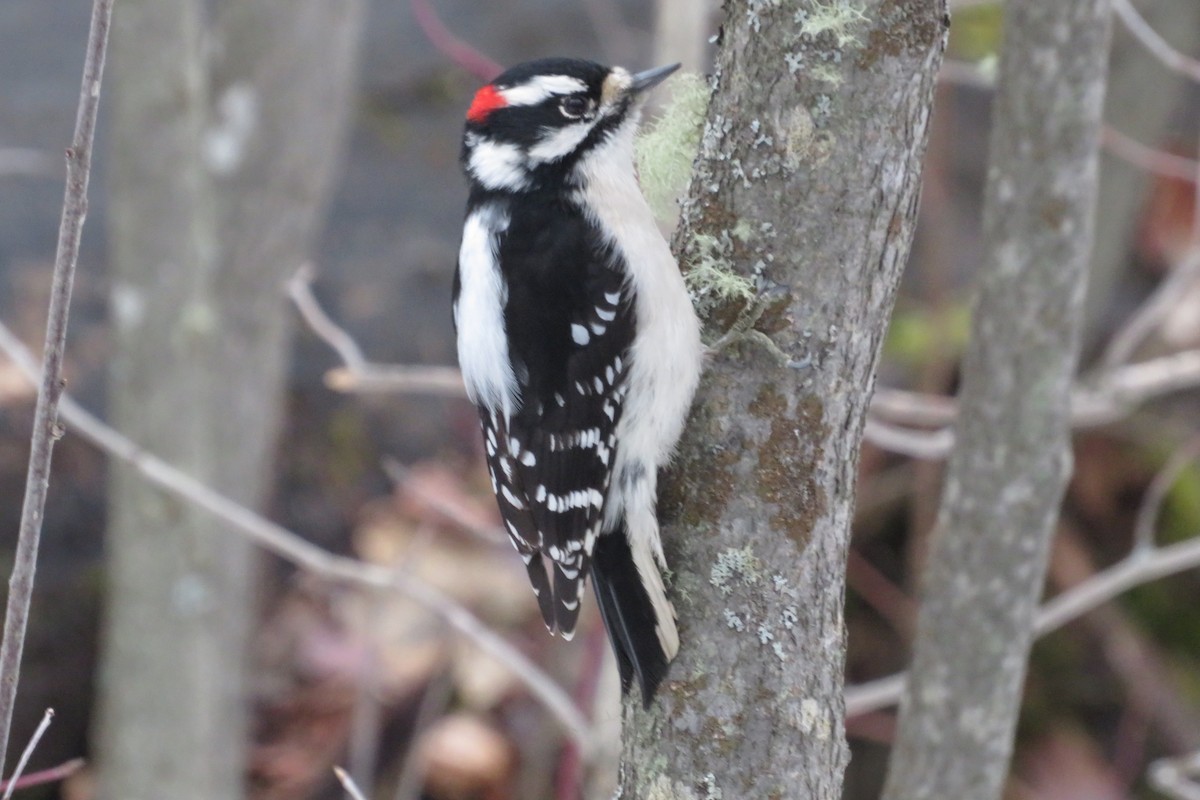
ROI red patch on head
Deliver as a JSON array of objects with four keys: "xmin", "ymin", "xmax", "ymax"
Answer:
[{"xmin": 467, "ymin": 85, "xmax": 507, "ymax": 122}]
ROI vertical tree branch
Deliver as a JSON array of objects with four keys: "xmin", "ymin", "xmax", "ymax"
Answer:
[
  {"xmin": 0, "ymin": 0, "xmax": 112, "ymax": 773},
  {"xmin": 881, "ymin": 1, "xmax": 1112, "ymax": 798},
  {"xmin": 96, "ymin": 2, "xmax": 366, "ymax": 796},
  {"xmin": 618, "ymin": 0, "xmax": 947, "ymax": 795},
  {"xmin": 97, "ymin": 0, "xmax": 230, "ymax": 795}
]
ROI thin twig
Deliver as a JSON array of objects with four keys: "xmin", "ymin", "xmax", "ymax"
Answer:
[
  {"xmin": 0, "ymin": 321, "xmax": 594, "ymax": 755},
  {"xmin": 1101, "ymin": 248, "xmax": 1200, "ymax": 368},
  {"xmin": 1151, "ymin": 751, "xmax": 1200, "ymax": 800},
  {"xmin": 287, "ymin": 264, "xmax": 370, "ymax": 372},
  {"xmin": 380, "ymin": 458, "xmax": 502, "ymax": 545},
  {"xmin": 1193, "ymin": 128, "xmax": 1200, "ymax": 243},
  {"xmin": 1112, "ymin": 0, "xmax": 1200, "ymax": 83},
  {"xmin": 938, "ymin": 59, "xmax": 995, "ymax": 90},
  {"xmin": 866, "ymin": 348, "xmax": 1200, "ymax": 458},
  {"xmin": 1075, "ymin": 349, "xmax": 1200, "ymax": 424},
  {"xmin": 0, "ymin": 758, "xmax": 83, "ymax": 794},
  {"xmin": 1133, "ymin": 435, "xmax": 1200, "ymax": 553},
  {"xmin": 390, "ymin": 661, "xmax": 455, "ymax": 800},
  {"xmin": 862, "ymin": 418, "xmax": 953, "ymax": 460},
  {"xmin": 939, "ymin": 60, "xmax": 1200, "ymax": 183},
  {"xmin": 409, "ymin": 0, "xmax": 501, "ymax": 81},
  {"xmin": 1102, "ymin": 126, "xmax": 1200, "ymax": 184},
  {"xmin": 287, "ymin": 268, "xmax": 467, "ymax": 398},
  {"xmin": 334, "ymin": 765, "xmax": 372, "ymax": 800},
  {"xmin": 554, "ymin": 624, "xmax": 607, "ymax": 800},
  {"xmin": 845, "ymin": 549, "xmax": 917, "ymax": 641},
  {"xmin": 0, "ymin": 0, "xmax": 113, "ymax": 774},
  {"xmin": 2, "ymin": 709, "xmax": 53, "ymax": 800},
  {"xmin": 847, "ymin": 528, "xmax": 1200, "ymax": 716}
]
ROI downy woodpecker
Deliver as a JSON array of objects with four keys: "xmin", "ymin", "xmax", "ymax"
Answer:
[{"xmin": 452, "ymin": 58, "xmax": 702, "ymax": 703}]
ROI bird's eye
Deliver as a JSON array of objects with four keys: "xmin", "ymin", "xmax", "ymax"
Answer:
[{"xmin": 559, "ymin": 96, "xmax": 589, "ymax": 119}]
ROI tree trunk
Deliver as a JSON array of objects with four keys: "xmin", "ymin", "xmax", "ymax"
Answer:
[
  {"xmin": 617, "ymin": 1, "xmax": 947, "ymax": 795},
  {"xmin": 881, "ymin": 1, "xmax": 1111, "ymax": 798},
  {"xmin": 96, "ymin": 2, "xmax": 363, "ymax": 796},
  {"xmin": 98, "ymin": 1, "xmax": 233, "ymax": 797}
]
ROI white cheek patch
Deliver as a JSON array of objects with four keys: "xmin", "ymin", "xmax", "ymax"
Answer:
[
  {"xmin": 528, "ymin": 122, "xmax": 594, "ymax": 163},
  {"xmin": 469, "ymin": 139, "xmax": 529, "ymax": 191},
  {"xmin": 501, "ymin": 74, "xmax": 588, "ymax": 107}
]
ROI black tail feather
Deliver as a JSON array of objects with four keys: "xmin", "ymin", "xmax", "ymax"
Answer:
[{"xmin": 590, "ymin": 530, "xmax": 671, "ymax": 707}]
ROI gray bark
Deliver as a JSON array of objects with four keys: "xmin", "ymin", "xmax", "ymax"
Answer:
[
  {"xmin": 617, "ymin": 1, "xmax": 947, "ymax": 796},
  {"xmin": 96, "ymin": 1, "xmax": 363, "ymax": 797},
  {"xmin": 98, "ymin": 1, "xmax": 231, "ymax": 797},
  {"xmin": 880, "ymin": 1, "xmax": 1112, "ymax": 799}
]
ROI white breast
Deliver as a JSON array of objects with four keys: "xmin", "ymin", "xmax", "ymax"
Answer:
[{"xmin": 574, "ymin": 118, "xmax": 703, "ymax": 533}]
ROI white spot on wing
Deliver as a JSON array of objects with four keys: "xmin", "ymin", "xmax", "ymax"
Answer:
[
  {"xmin": 501, "ymin": 484, "xmax": 526, "ymax": 510},
  {"xmin": 468, "ymin": 139, "xmax": 528, "ymax": 191},
  {"xmin": 571, "ymin": 323, "xmax": 590, "ymax": 345}
]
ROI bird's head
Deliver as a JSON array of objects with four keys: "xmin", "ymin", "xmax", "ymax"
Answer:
[{"xmin": 460, "ymin": 57, "xmax": 678, "ymax": 194}]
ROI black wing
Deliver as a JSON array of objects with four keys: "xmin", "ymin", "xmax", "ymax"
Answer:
[{"xmin": 482, "ymin": 197, "xmax": 635, "ymax": 637}]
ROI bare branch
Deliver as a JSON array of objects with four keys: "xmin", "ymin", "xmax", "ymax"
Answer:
[
  {"xmin": 862, "ymin": 418, "xmax": 954, "ymax": 460},
  {"xmin": 0, "ymin": 321, "xmax": 593, "ymax": 755},
  {"xmin": 0, "ymin": 759, "xmax": 83, "ymax": 794},
  {"xmin": 380, "ymin": 458, "xmax": 503, "ymax": 546},
  {"xmin": 1151, "ymin": 751, "xmax": 1200, "ymax": 800},
  {"xmin": 334, "ymin": 766, "xmax": 372, "ymax": 800},
  {"xmin": 1102, "ymin": 248, "xmax": 1200, "ymax": 368},
  {"xmin": 1133, "ymin": 435, "xmax": 1200, "ymax": 552},
  {"xmin": 389, "ymin": 667, "xmax": 455, "ymax": 800},
  {"xmin": 1102, "ymin": 126, "xmax": 1200, "ymax": 183},
  {"xmin": 849, "ymin": 529, "xmax": 1200, "ymax": 716},
  {"xmin": 287, "ymin": 267, "xmax": 467, "ymax": 398},
  {"xmin": 938, "ymin": 59, "xmax": 995, "ymax": 90},
  {"xmin": 0, "ymin": 0, "xmax": 113, "ymax": 773},
  {"xmin": 1112, "ymin": 0, "xmax": 1200, "ymax": 83},
  {"xmin": 409, "ymin": 0, "xmax": 501, "ymax": 81},
  {"xmin": 940, "ymin": 60, "xmax": 1200, "ymax": 183},
  {"xmin": 882, "ymin": 0, "xmax": 1111, "ymax": 794},
  {"xmin": 867, "ymin": 348, "xmax": 1200, "ymax": 458},
  {"xmin": 1, "ymin": 709, "xmax": 53, "ymax": 800},
  {"xmin": 845, "ymin": 674, "xmax": 906, "ymax": 718}
]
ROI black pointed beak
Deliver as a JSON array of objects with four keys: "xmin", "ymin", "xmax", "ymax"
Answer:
[{"xmin": 630, "ymin": 63, "xmax": 681, "ymax": 95}]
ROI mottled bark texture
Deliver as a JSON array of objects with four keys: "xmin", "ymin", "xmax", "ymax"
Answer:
[
  {"xmin": 97, "ymin": 2, "xmax": 363, "ymax": 797},
  {"xmin": 618, "ymin": 1, "xmax": 947, "ymax": 796},
  {"xmin": 881, "ymin": 2, "xmax": 1112, "ymax": 800}
]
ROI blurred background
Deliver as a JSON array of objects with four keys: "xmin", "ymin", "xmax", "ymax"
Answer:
[{"xmin": 0, "ymin": 0, "xmax": 1199, "ymax": 798}]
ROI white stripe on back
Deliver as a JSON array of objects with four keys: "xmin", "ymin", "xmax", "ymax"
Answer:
[{"xmin": 457, "ymin": 205, "xmax": 518, "ymax": 418}]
